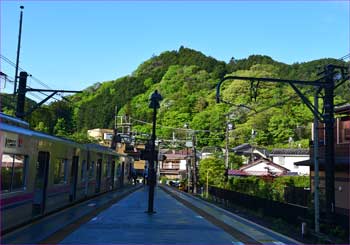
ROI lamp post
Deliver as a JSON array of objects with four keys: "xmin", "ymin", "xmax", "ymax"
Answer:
[{"xmin": 147, "ymin": 90, "xmax": 162, "ymax": 214}]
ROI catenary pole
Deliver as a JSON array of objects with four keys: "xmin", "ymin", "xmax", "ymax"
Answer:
[
  {"xmin": 314, "ymin": 88, "xmax": 320, "ymax": 233},
  {"xmin": 14, "ymin": 6, "xmax": 24, "ymax": 95}
]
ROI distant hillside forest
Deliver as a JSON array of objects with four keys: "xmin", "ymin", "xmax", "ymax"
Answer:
[{"xmin": 1, "ymin": 47, "xmax": 349, "ymax": 148}]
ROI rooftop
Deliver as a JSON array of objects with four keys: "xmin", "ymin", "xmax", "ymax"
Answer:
[{"xmin": 270, "ymin": 148, "xmax": 309, "ymax": 155}]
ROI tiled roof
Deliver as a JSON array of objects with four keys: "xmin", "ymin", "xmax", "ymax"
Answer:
[
  {"xmin": 228, "ymin": 169, "xmax": 248, "ymax": 176},
  {"xmin": 164, "ymin": 154, "xmax": 187, "ymax": 160},
  {"xmin": 270, "ymin": 148, "xmax": 309, "ymax": 155},
  {"xmin": 232, "ymin": 143, "xmax": 251, "ymax": 152},
  {"xmin": 335, "ymin": 104, "xmax": 350, "ymax": 113}
]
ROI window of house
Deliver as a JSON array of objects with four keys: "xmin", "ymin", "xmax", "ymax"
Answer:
[
  {"xmin": 338, "ymin": 117, "xmax": 350, "ymax": 144},
  {"xmin": 1, "ymin": 154, "xmax": 27, "ymax": 192},
  {"xmin": 54, "ymin": 159, "xmax": 68, "ymax": 184}
]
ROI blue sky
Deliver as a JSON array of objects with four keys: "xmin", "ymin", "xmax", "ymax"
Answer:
[{"xmin": 1, "ymin": 1, "xmax": 349, "ymax": 97}]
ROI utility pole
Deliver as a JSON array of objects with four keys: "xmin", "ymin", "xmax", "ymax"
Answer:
[
  {"xmin": 111, "ymin": 105, "xmax": 118, "ymax": 149},
  {"xmin": 314, "ymin": 88, "xmax": 320, "ymax": 233},
  {"xmin": 192, "ymin": 133, "xmax": 197, "ymax": 194},
  {"xmin": 323, "ymin": 65, "xmax": 335, "ymax": 223},
  {"xmin": 225, "ymin": 121, "xmax": 233, "ymax": 169},
  {"xmin": 14, "ymin": 6, "xmax": 24, "ymax": 95},
  {"xmin": 15, "ymin": 71, "xmax": 27, "ymax": 118},
  {"xmin": 15, "ymin": 71, "xmax": 81, "ymax": 119},
  {"xmin": 225, "ymin": 123, "xmax": 229, "ymax": 169}
]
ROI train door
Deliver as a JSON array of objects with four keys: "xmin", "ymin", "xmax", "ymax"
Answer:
[
  {"xmin": 110, "ymin": 161, "xmax": 115, "ymax": 189},
  {"xmin": 33, "ymin": 151, "xmax": 50, "ymax": 216},
  {"xmin": 95, "ymin": 159, "xmax": 102, "ymax": 193},
  {"xmin": 70, "ymin": 156, "xmax": 79, "ymax": 201}
]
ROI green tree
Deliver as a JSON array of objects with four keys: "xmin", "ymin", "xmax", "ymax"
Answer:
[
  {"xmin": 54, "ymin": 118, "xmax": 67, "ymax": 137},
  {"xmin": 199, "ymin": 154, "xmax": 226, "ymax": 188},
  {"xmin": 34, "ymin": 122, "xmax": 49, "ymax": 133},
  {"xmin": 229, "ymin": 153, "xmax": 243, "ymax": 169}
]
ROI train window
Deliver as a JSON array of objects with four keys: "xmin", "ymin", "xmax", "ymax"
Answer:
[
  {"xmin": 54, "ymin": 159, "xmax": 68, "ymax": 184},
  {"xmin": 1, "ymin": 154, "xmax": 27, "ymax": 193},
  {"xmin": 89, "ymin": 161, "xmax": 95, "ymax": 179},
  {"xmin": 81, "ymin": 160, "xmax": 86, "ymax": 181}
]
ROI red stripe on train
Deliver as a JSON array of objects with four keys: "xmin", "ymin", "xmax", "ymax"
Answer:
[
  {"xmin": 1, "ymin": 192, "xmax": 34, "ymax": 206},
  {"xmin": 47, "ymin": 185, "xmax": 71, "ymax": 194}
]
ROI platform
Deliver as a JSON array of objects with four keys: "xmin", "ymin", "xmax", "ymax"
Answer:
[
  {"xmin": 3, "ymin": 184, "xmax": 302, "ymax": 244},
  {"xmin": 59, "ymin": 186, "xmax": 237, "ymax": 244}
]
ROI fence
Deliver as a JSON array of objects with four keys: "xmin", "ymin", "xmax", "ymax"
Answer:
[
  {"xmin": 209, "ymin": 186, "xmax": 309, "ymax": 225},
  {"xmin": 284, "ymin": 186, "xmax": 310, "ymax": 207}
]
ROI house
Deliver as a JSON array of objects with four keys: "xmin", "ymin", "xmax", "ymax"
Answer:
[
  {"xmin": 239, "ymin": 158, "xmax": 290, "ymax": 176},
  {"xmin": 269, "ymin": 148, "xmax": 310, "ymax": 176},
  {"xmin": 201, "ymin": 146, "xmax": 222, "ymax": 159},
  {"xmin": 228, "ymin": 169, "xmax": 248, "ymax": 177},
  {"xmin": 232, "ymin": 143, "xmax": 269, "ymax": 164},
  {"xmin": 159, "ymin": 149, "xmax": 188, "ymax": 180},
  {"xmin": 87, "ymin": 128, "xmax": 114, "ymax": 146}
]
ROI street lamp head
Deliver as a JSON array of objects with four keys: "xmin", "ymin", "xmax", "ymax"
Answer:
[{"xmin": 149, "ymin": 90, "xmax": 163, "ymax": 109}]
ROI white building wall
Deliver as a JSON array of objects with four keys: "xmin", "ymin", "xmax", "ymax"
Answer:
[
  {"xmin": 244, "ymin": 163, "xmax": 284, "ymax": 174},
  {"xmin": 272, "ymin": 155, "xmax": 309, "ymax": 175},
  {"xmin": 179, "ymin": 160, "xmax": 187, "ymax": 170}
]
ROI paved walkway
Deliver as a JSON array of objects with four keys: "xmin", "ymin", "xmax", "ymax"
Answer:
[
  {"xmin": 60, "ymin": 186, "xmax": 239, "ymax": 244},
  {"xmin": 163, "ymin": 186, "xmax": 301, "ymax": 245}
]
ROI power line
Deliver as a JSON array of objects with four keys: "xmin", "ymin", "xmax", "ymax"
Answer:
[
  {"xmin": 339, "ymin": 53, "xmax": 350, "ymax": 61},
  {"xmin": 130, "ymin": 117, "xmax": 212, "ymax": 133},
  {"xmin": 0, "ymin": 54, "xmax": 65, "ymax": 102}
]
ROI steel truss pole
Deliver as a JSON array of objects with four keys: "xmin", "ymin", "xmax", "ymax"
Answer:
[{"xmin": 216, "ymin": 65, "xmax": 349, "ymax": 224}]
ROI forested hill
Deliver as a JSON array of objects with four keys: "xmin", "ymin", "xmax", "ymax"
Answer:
[{"xmin": 1, "ymin": 47, "xmax": 349, "ymax": 147}]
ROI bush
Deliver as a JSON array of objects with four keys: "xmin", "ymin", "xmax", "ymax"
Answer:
[
  {"xmin": 228, "ymin": 176, "xmax": 310, "ymax": 202},
  {"xmin": 160, "ymin": 176, "xmax": 168, "ymax": 184}
]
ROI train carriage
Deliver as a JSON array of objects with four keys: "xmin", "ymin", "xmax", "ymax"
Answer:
[{"xmin": 0, "ymin": 113, "xmax": 129, "ymax": 233}]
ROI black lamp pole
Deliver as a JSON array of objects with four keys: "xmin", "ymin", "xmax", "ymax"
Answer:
[{"xmin": 147, "ymin": 90, "xmax": 162, "ymax": 214}]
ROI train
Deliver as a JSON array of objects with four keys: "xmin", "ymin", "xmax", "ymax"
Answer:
[{"xmin": 0, "ymin": 113, "xmax": 134, "ymax": 233}]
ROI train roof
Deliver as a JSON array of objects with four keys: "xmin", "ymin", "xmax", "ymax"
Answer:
[
  {"xmin": 1, "ymin": 121, "xmax": 83, "ymax": 148},
  {"xmin": 0, "ymin": 113, "xmax": 29, "ymax": 128},
  {"xmin": 85, "ymin": 143, "xmax": 119, "ymax": 156}
]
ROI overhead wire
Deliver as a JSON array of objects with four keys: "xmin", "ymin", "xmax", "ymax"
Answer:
[
  {"xmin": 0, "ymin": 54, "xmax": 66, "ymax": 102},
  {"xmin": 339, "ymin": 53, "xmax": 350, "ymax": 61},
  {"xmin": 130, "ymin": 117, "xmax": 213, "ymax": 133}
]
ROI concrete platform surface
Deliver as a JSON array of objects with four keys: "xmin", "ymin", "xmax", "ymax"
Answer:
[
  {"xmin": 163, "ymin": 185, "xmax": 301, "ymax": 245},
  {"xmin": 60, "ymin": 186, "xmax": 240, "ymax": 244}
]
